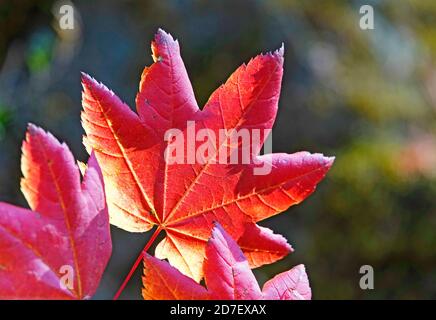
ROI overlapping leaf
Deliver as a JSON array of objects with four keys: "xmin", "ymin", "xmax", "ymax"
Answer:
[
  {"xmin": 142, "ymin": 223, "xmax": 311, "ymax": 300},
  {"xmin": 81, "ymin": 29, "xmax": 334, "ymax": 281},
  {"xmin": 0, "ymin": 125, "xmax": 111, "ymax": 299}
]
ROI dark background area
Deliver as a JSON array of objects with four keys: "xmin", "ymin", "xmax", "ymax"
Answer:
[{"xmin": 0, "ymin": 0, "xmax": 435, "ymax": 299}]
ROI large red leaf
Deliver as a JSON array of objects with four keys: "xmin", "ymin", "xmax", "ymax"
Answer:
[
  {"xmin": 142, "ymin": 223, "xmax": 311, "ymax": 300},
  {"xmin": 0, "ymin": 125, "xmax": 111, "ymax": 299},
  {"xmin": 81, "ymin": 29, "xmax": 334, "ymax": 281}
]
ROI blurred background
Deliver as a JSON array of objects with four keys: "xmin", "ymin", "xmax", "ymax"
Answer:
[{"xmin": 0, "ymin": 0, "xmax": 435, "ymax": 299}]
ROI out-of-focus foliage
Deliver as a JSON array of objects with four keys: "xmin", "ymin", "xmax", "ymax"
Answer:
[{"xmin": 0, "ymin": 0, "xmax": 435, "ymax": 299}]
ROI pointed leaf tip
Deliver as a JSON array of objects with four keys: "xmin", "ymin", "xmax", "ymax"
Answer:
[
  {"xmin": 155, "ymin": 28, "xmax": 173, "ymax": 39},
  {"xmin": 26, "ymin": 123, "xmax": 38, "ymax": 135},
  {"xmin": 25, "ymin": 124, "xmax": 54, "ymax": 143},
  {"xmin": 262, "ymin": 263, "xmax": 311, "ymax": 300},
  {"xmin": 276, "ymin": 43, "xmax": 285, "ymax": 56},
  {"xmin": 81, "ymin": 72, "xmax": 94, "ymax": 87},
  {"xmin": 154, "ymin": 28, "xmax": 178, "ymax": 47},
  {"xmin": 325, "ymin": 155, "xmax": 335, "ymax": 168},
  {"xmin": 81, "ymin": 73, "xmax": 107, "ymax": 94},
  {"xmin": 313, "ymin": 153, "xmax": 335, "ymax": 168},
  {"xmin": 237, "ymin": 224, "xmax": 293, "ymax": 268},
  {"xmin": 80, "ymin": 71, "xmax": 89, "ymax": 79},
  {"xmin": 151, "ymin": 28, "xmax": 179, "ymax": 63}
]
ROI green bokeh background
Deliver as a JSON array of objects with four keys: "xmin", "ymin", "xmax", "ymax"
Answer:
[{"xmin": 0, "ymin": 0, "xmax": 435, "ymax": 299}]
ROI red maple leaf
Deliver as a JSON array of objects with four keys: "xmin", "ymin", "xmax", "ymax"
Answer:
[
  {"xmin": 0, "ymin": 125, "xmax": 111, "ymax": 299},
  {"xmin": 81, "ymin": 29, "xmax": 334, "ymax": 296},
  {"xmin": 142, "ymin": 223, "xmax": 311, "ymax": 300}
]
